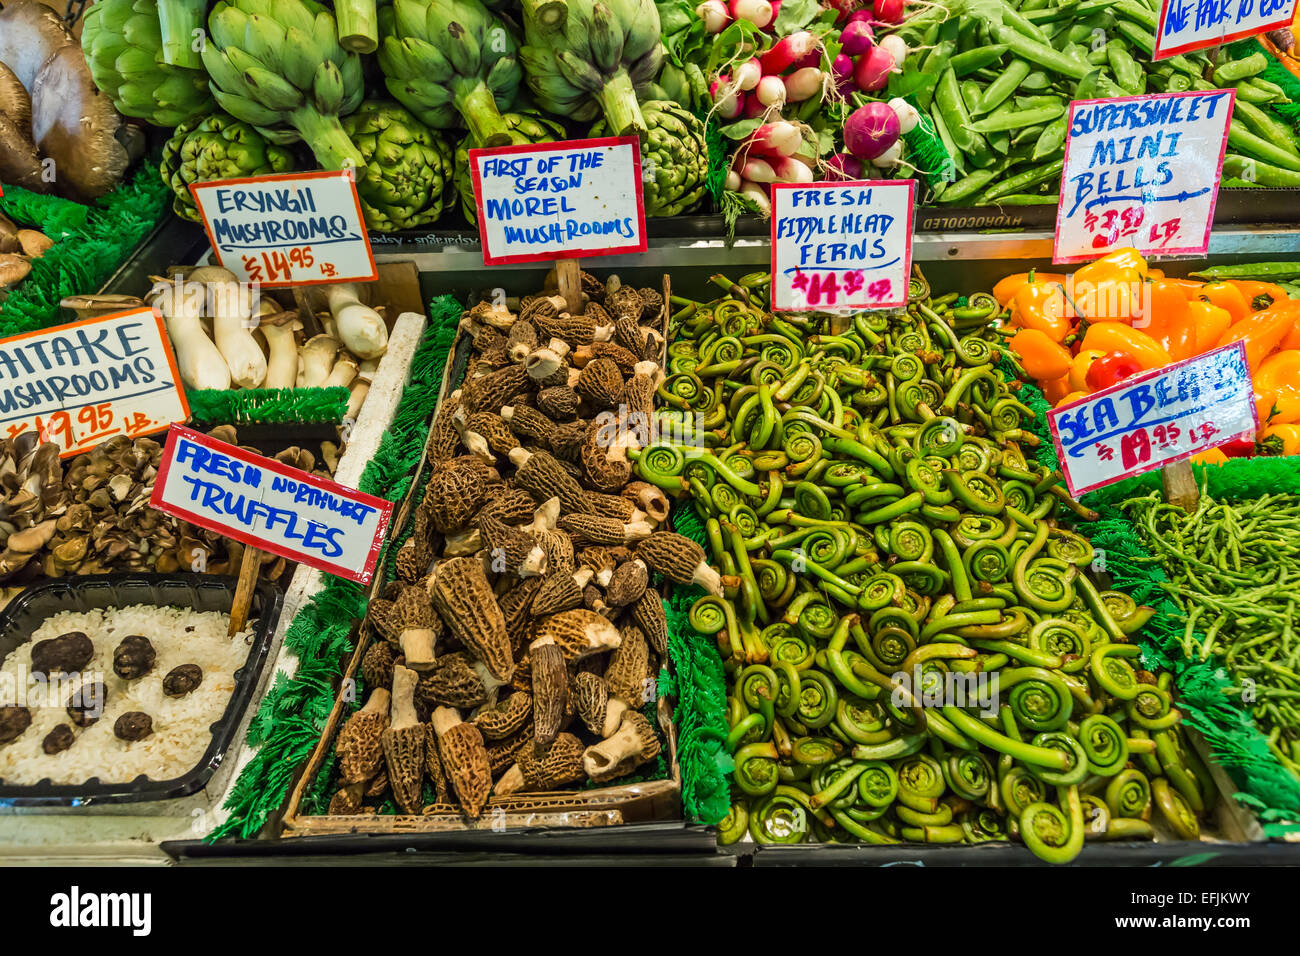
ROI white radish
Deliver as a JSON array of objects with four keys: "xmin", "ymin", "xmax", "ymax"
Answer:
[
  {"xmin": 888, "ymin": 97, "xmax": 921, "ymax": 134},
  {"xmin": 725, "ymin": 168, "xmax": 743, "ymax": 191},
  {"xmin": 756, "ymin": 74, "xmax": 787, "ymax": 108},
  {"xmin": 711, "ymin": 76, "xmax": 742, "ymax": 119},
  {"xmin": 748, "ymin": 120, "xmax": 803, "ymax": 157},
  {"xmin": 783, "ymin": 66, "xmax": 825, "ymax": 103},
  {"xmin": 740, "ymin": 180, "xmax": 772, "ymax": 215},
  {"xmin": 878, "ymin": 35, "xmax": 907, "ymax": 71},
  {"xmin": 730, "ymin": 0, "xmax": 774, "ymax": 28},
  {"xmin": 870, "ymin": 140, "xmax": 904, "ymax": 168},
  {"xmin": 696, "ymin": 0, "xmax": 730, "ymax": 31},
  {"xmin": 735, "ymin": 58, "xmax": 762, "ymax": 91}
]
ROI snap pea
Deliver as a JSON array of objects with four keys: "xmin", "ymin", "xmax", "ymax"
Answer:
[
  {"xmin": 962, "ymin": 78, "xmax": 986, "ymax": 116},
  {"xmin": 993, "ymin": 25, "xmax": 1092, "ymax": 79},
  {"xmin": 1213, "ymin": 51, "xmax": 1268, "ymax": 85},
  {"xmin": 981, "ymin": 158, "xmax": 1065, "ymax": 201},
  {"xmin": 1112, "ymin": 19, "xmax": 1154, "ymax": 56},
  {"xmin": 1114, "ymin": 0, "xmax": 1157, "ymax": 29},
  {"xmin": 949, "ymin": 44, "xmax": 1009, "ymax": 77},
  {"xmin": 1245, "ymin": 77, "xmax": 1290, "ymax": 103},
  {"xmin": 1228, "ymin": 121, "xmax": 1300, "ymax": 172},
  {"xmin": 935, "ymin": 66, "xmax": 993, "ymax": 165},
  {"xmin": 968, "ymin": 103, "xmax": 1064, "ymax": 134},
  {"xmin": 1106, "ymin": 39, "xmax": 1145, "ymax": 93},
  {"xmin": 1032, "ymin": 116, "xmax": 1068, "ymax": 161},
  {"xmin": 937, "ymin": 168, "xmax": 999, "ymax": 204},
  {"xmin": 1019, "ymin": 69, "xmax": 1053, "ymax": 90},
  {"xmin": 1086, "ymin": 46, "xmax": 1110, "ymax": 66},
  {"xmin": 987, "ymin": 193, "xmax": 1060, "ymax": 204},
  {"xmin": 1188, "ymin": 260, "xmax": 1300, "ymax": 281},
  {"xmin": 1232, "ymin": 99, "xmax": 1300, "ymax": 157}
]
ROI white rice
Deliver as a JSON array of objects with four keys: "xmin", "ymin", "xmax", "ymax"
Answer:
[{"xmin": 0, "ymin": 605, "xmax": 256, "ymax": 786}]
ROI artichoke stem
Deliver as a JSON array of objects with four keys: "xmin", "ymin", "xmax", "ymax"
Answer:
[
  {"xmin": 522, "ymin": 0, "xmax": 569, "ymax": 34},
  {"xmin": 158, "ymin": 0, "xmax": 207, "ymax": 70},
  {"xmin": 291, "ymin": 108, "xmax": 368, "ymax": 172},
  {"xmin": 336, "ymin": 0, "xmax": 381, "ymax": 54},
  {"xmin": 597, "ymin": 71, "xmax": 648, "ymax": 138},
  {"xmin": 456, "ymin": 84, "xmax": 512, "ymax": 148}
]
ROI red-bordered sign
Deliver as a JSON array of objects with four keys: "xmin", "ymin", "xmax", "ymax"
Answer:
[
  {"xmin": 1154, "ymin": 0, "xmax": 1296, "ymax": 59},
  {"xmin": 151, "ymin": 426, "xmax": 392, "ymax": 584},
  {"xmin": 190, "ymin": 169, "xmax": 378, "ymax": 288},
  {"xmin": 468, "ymin": 135, "xmax": 647, "ymax": 266}
]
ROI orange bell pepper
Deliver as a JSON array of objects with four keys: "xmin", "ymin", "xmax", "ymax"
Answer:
[
  {"xmin": 1137, "ymin": 278, "xmax": 1195, "ymax": 360},
  {"xmin": 1186, "ymin": 300, "xmax": 1232, "ymax": 356},
  {"xmin": 1199, "ymin": 282, "xmax": 1249, "ymax": 324},
  {"xmin": 1282, "ymin": 321, "xmax": 1300, "ymax": 351},
  {"xmin": 1040, "ymin": 374, "xmax": 1072, "ymax": 403},
  {"xmin": 1190, "ymin": 448, "xmax": 1228, "ymax": 465},
  {"xmin": 1071, "ymin": 249, "xmax": 1147, "ymax": 324},
  {"xmin": 1080, "ymin": 322, "xmax": 1173, "ymax": 370},
  {"xmin": 1256, "ymin": 350, "xmax": 1300, "ymax": 423},
  {"xmin": 1068, "ymin": 349, "xmax": 1106, "ymax": 392},
  {"xmin": 1011, "ymin": 328, "xmax": 1072, "ymax": 381},
  {"xmin": 1217, "ymin": 301, "xmax": 1300, "ymax": 371},
  {"xmin": 1056, "ymin": 390, "xmax": 1089, "ymax": 408},
  {"xmin": 993, "ymin": 271, "xmax": 1066, "ymax": 307},
  {"xmin": 1256, "ymin": 385, "xmax": 1280, "ymax": 425},
  {"xmin": 1156, "ymin": 276, "xmax": 1205, "ymax": 298},
  {"xmin": 1074, "ymin": 248, "xmax": 1148, "ymax": 285},
  {"xmin": 1012, "ymin": 280, "xmax": 1072, "ymax": 342},
  {"xmin": 1228, "ymin": 279, "xmax": 1291, "ymax": 313},
  {"xmin": 1263, "ymin": 423, "xmax": 1300, "ymax": 456}
]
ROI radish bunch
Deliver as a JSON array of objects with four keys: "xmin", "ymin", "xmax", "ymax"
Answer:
[
  {"xmin": 828, "ymin": 97, "xmax": 918, "ymax": 174},
  {"xmin": 830, "ymin": 10, "xmax": 906, "ymax": 94},
  {"xmin": 724, "ymin": 119, "xmax": 813, "ymax": 213},
  {"xmin": 696, "ymin": 0, "xmax": 782, "ymax": 34},
  {"xmin": 709, "ymin": 30, "xmax": 827, "ymax": 120}
]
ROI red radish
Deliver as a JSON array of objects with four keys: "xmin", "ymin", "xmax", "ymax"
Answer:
[
  {"xmin": 840, "ymin": 18, "xmax": 875, "ymax": 55},
  {"xmin": 870, "ymin": 140, "xmax": 903, "ymax": 168},
  {"xmin": 730, "ymin": 0, "xmax": 774, "ymax": 28},
  {"xmin": 749, "ymin": 120, "xmax": 804, "ymax": 156},
  {"xmin": 826, "ymin": 0, "xmax": 857, "ymax": 20},
  {"xmin": 878, "ymin": 35, "xmax": 907, "ymax": 69},
  {"xmin": 743, "ymin": 92, "xmax": 768, "ymax": 118},
  {"xmin": 711, "ymin": 77, "xmax": 743, "ymax": 118},
  {"xmin": 872, "ymin": 0, "xmax": 904, "ymax": 22},
  {"xmin": 888, "ymin": 97, "xmax": 920, "ymax": 133},
  {"xmin": 756, "ymin": 74, "xmax": 788, "ymax": 108},
  {"xmin": 759, "ymin": 30, "xmax": 817, "ymax": 74},
  {"xmin": 784, "ymin": 66, "xmax": 825, "ymax": 102},
  {"xmin": 696, "ymin": 0, "xmax": 731, "ymax": 31},
  {"xmin": 844, "ymin": 101, "xmax": 900, "ymax": 160},
  {"xmin": 725, "ymin": 168, "xmax": 743, "ymax": 191},
  {"xmin": 771, "ymin": 155, "xmax": 815, "ymax": 183},
  {"xmin": 742, "ymin": 157, "xmax": 779, "ymax": 183},
  {"xmin": 767, "ymin": 0, "xmax": 781, "ymax": 23},
  {"xmin": 832, "ymin": 53, "xmax": 854, "ymax": 89},
  {"xmin": 848, "ymin": 8, "xmax": 874, "ymax": 21},
  {"xmin": 853, "ymin": 45, "xmax": 894, "ymax": 91},
  {"xmin": 824, "ymin": 153, "xmax": 864, "ymax": 180},
  {"xmin": 740, "ymin": 181, "xmax": 771, "ymax": 215},
  {"xmin": 792, "ymin": 49, "xmax": 823, "ymax": 70},
  {"xmin": 735, "ymin": 58, "xmax": 762, "ymax": 91}
]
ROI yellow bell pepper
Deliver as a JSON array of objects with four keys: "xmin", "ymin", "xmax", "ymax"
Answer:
[
  {"xmin": 1190, "ymin": 448, "xmax": 1228, "ymax": 465},
  {"xmin": 1071, "ymin": 249, "xmax": 1147, "ymax": 324},
  {"xmin": 1256, "ymin": 350, "xmax": 1300, "ymax": 424},
  {"xmin": 1080, "ymin": 322, "xmax": 1173, "ymax": 370},
  {"xmin": 1068, "ymin": 349, "xmax": 1106, "ymax": 392},
  {"xmin": 1186, "ymin": 300, "xmax": 1232, "ymax": 356},
  {"xmin": 1263, "ymin": 423, "xmax": 1300, "ymax": 456},
  {"xmin": 1217, "ymin": 301, "xmax": 1300, "ymax": 371},
  {"xmin": 1056, "ymin": 390, "xmax": 1089, "ymax": 408}
]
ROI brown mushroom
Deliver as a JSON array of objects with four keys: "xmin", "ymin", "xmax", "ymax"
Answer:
[
  {"xmin": 0, "ymin": 60, "xmax": 33, "ymax": 133},
  {"xmin": 0, "ymin": 705, "xmax": 31, "ymax": 744},
  {"xmin": 432, "ymin": 706, "xmax": 492, "ymax": 819},
  {"xmin": 495, "ymin": 732, "xmax": 585, "ymax": 795},
  {"xmin": 17, "ymin": 229, "xmax": 51, "ymax": 258},
  {"xmin": 361, "ymin": 639, "xmax": 399, "ymax": 691},
  {"xmin": 114, "ymin": 711, "xmax": 154, "ymax": 741},
  {"xmin": 631, "ymin": 587, "xmax": 669, "ymax": 657},
  {"xmin": 415, "ymin": 652, "xmax": 488, "ymax": 711},
  {"xmin": 605, "ymin": 559, "xmax": 649, "ymax": 607},
  {"xmin": 0, "ymin": 111, "xmax": 45, "ymax": 193},
  {"xmin": 557, "ymin": 513, "xmax": 653, "ymax": 546},
  {"xmin": 59, "ymin": 294, "xmax": 146, "ymax": 321},
  {"xmin": 112, "ymin": 634, "xmax": 156, "ymax": 680},
  {"xmin": 31, "ymin": 44, "xmax": 129, "ymax": 200},
  {"xmin": 472, "ymin": 691, "xmax": 533, "ymax": 741},
  {"xmin": 582, "ymin": 709, "xmax": 661, "ymax": 783},
  {"xmin": 41, "ymin": 723, "xmax": 74, "ymax": 755},
  {"xmin": 530, "ymin": 567, "xmax": 593, "ymax": 617},
  {"xmin": 380, "ymin": 665, "xmax": 424, "ymax": 814},
  {"xmin": 636, "ymin": 531, "xmax": 723, "ymax": 595},
  {"xmin": 573, "ymin": 672, "xmax": 610, "ymax": 737},
  {"xmin": 429, "ymin": 557, "xmax": 513, "ymax": 683},
  {"xmin": 162, "ymin": 664, "xmax": 203, "ymax": 698},
  {"xmin": 605, "ymin": 624, "xmax": 651, "ymax": 705},
  {"xmin": 30, "ymin": 630, "xmax": 93, "ymax": 677},
  {"xmin": 533, "ymin": 608, "xmax": 622, "ymax": 661},
  {"xmin": 0, "ymin": 253, "xmax": 32, "ymax": 291},
  {"xmin": 529, "ymin": 637, "xmax": 568, "ymax": 752},
  {"xmin": 66, "ymin": 681, "xmax": 106, "ymax": 728},
  {"xmin": 622, "ymin": 481, "xmax": 671, "ymax": 525}
]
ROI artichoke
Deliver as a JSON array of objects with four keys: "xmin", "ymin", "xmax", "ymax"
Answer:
[
  {"xmin": 336, "ymin": 0, "xmax": 391, "ymax": 53},
  {"xmin": 378, "ymin": 0, "xmax": 522, "ymax": 147},
  {"xmin": 454, "ymin": 111, "xmax": 565, "ymax": 223},
  {"xmin": 81, "ymin": 0, "xmax": 214, "ymax": 127},
  {"xmin": 591, "ymin": 100, "xmax": 707, "ymax": 217},
  {"xmin": 342, "ymin": 100, "xmax": 456, "ymax": 232},
  {"xmin": 202, "ymin": 0, "xmax": 367, "ymax": 170},
  {"xmin": 520, "ymin": 0, "xmax": 664, "ymax": 136},
  {"xmin": 158, "ymin": 0, "xmax": 209, "ymax": 69},
  {"xmin": 160, "ymin": 113, "xmax": 297, "ymax": 221}
]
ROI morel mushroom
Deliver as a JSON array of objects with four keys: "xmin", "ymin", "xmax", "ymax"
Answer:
[
  {"xmin": 391, "ymin": 586, "xmax": 439, "ymax": 672},
  {"xmin": 536, "ymin": 385, "xmax": 581, "ymax": 421},
  {"xmin": 497, "ymin": 576, "xmax": 544, "ymax": 651},
  {"xmin": 508, "ymin": 447, "xmax": 594, "ymax": 516},
  {"xmin": 583, "ymin": 709, "xmax": 661, "ymax": 783},
  {"xmin": 381, "ymin": 665, "xmax": 424, "ymax": 814},
  {"xmin": 636, "ymin": 532, "xmax": 723, "ymax": 595},
  {"xmin": 416, "ymin": 652, "xmax": 488, "ymax": 710},
  {"xmin": 606, "ymin": 625, "xmax": 651, "ymax": 705},
  {"xmin": 423, "ymin": 723, "xmax": 451, "ymax": 805},
  {"xmin": 42, "ymin": 724, "xmax": 74, "ymax": 755},
  {"xmin": 0, "ymin": 705, "xmax": 31, "ymax": 744},
  {"xmin": 530, "ymin": 567, "xmax": 593, "ymax": 617},
  {"xmin": 429, "ymin": 557, "xmax": 514, "ymax": 683},
  {"xmin": 162, "ymin": 664, "xmax": 203, "ymax": 697},
  {"xmin": 361, "ymin": 640, "xmax": 399, "ymax": 690},
  {"xmin": 573, "ymin": 672, "xmax": 610, "ymax": 737},
  {"xmin": 29, "ymin": 631, "xmax": 94, "ymax": 677},
  {"xmin": 333, "ymin": 686, "xmax": 391, "ymax": 810},
  {"xmin": 425, "ymin": 456, "xmax": 498, "ymax": 533},
  {"xmin": 574, "ymin": 357, "xmax": 624, "ymax": 408},
  {"xmin": 622, "ymin": 481, "xmax": 671, "ymax": 525},
  {"xmin": 112, "ymin": 635, "xmax": 156, "ymax": 680},
  {"xmin": 66, "ymin": 681, "xmax": 107, "ymax": 728},
  {"xmin": 500, "ymin": 404, "xmax": 556, "ymax": 447},
  {"xmin": 472, "ymin": 690, "xmax": 533, "ymax": 740},
  {"xmin": 463, "ymin": 363, "xmax": 529, "ymax": 414},
  {"xmin": 605, "ymin": 559, "xmax": 649, "ymax": 607},
  {"xmin": 432, "ymin": 706, "xmax": 492, "ymax": 819},
  {"xmin": 529, "ymin": 637, "xmax": 568, "ymax": 752},
  {"xmin": 573, "ymin": 341, "xmax": 639, "ymax": 375},
  {"xmin": 557, "ymin": 513, "xmax": 653, "ymax": 546},
  {"xmin": 534, "ymin": 609, "xmax": 622, "ymax": 662},
  {"xmin": 479, "ymin": 512, "xmax": 546, "ymax": 578},
  {"xmin": 495, "ymin": 732, "xmax": 585, "ymax": 795},
  {"xmin": 114, "ymin": 711, "xmax": 154, "ymax": 741},
  {"xmin": 632, "ymin": 587, "xmax": 669, "ymax": 657}
]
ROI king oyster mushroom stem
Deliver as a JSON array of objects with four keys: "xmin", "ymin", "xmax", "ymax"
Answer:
[
  {"xmin": 151, "ymin": 278, "xmax": 230, "ymax": 390},
  {"xmin": 524, "ymin": 338, "xmax": 571, "ymax": 381},
  {"xmin": 321, "ymin": 354, "xmax": 359, "ymax": 390},
  {"xmin": 325, "ymin": 284, "xmax": 389, "ymax": 360},
  {"xmin": 299, "ymin": 335, "xmax": 339, "ymax": 388},
  {"xmin": 260, "ymin": 311, "xmax": 303, "ymax": 389},
  {"xmin": 190, "ymin": 266, "xmax": 268, "ymax": 389}
]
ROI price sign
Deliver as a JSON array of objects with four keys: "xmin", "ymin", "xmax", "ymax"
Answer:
[
  {"xmin": 0, "ymin": 308, "xmax": 189, "ymax": 456},
  {"xmin": 469, "ymin": 136, "xmax": 647, "ymax": 266},
  {"xmin": 1048, "ymin": 342, "xmax": 1258, "ymax": 497},
  {"xmin": 1155, "ymin": 0, "xmax": 1297, "ymax": 58},
  {"xmin": 1054, "ymin": 90, "xmax": 1233, "ymax": 264},
  {"xmin": 770, "ymin": 180, "xmax": 915, "ymax": 313},
  {"xmin": 190, "ymin": 169, "xmax": 378, "ymax": 288},
  {"xmin": 151, "ymin": 426, "xmax": 392, "ymax": 584}
]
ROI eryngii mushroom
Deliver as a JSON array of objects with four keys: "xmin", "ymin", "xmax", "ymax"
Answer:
[
  {"xmin": 431, "ymin": 706, "xmax": 492, "ymax": 819},
  {"xmin": 151, "ymin": 276, "xmax": 231, "ymax": 391},
  {"xmin": 528, "ymin": 636, "xmax": 568, "ymax": 751},
  {"xmin": 259, "ymin": 310, "xmax": 303, "ymax": 389},
  {"xmin": 381, "ymin": 665, "xmax": 424, "ymax": 814},
  {"xmin": 429, "ymin": 557, "xmax": 514, "ymax": 683},
  {"xmin": 622, "ymin": 481, "xmax": 671, "ymax": 525},
  {"xmin": 636, "ymin": 531, "xmax": 724, "ymax": 596},
  {"xmin": 325, "ymin": 284, "xmax": 389, "ymax": 360},
  {"xmin": 631, "ymin": 587, "xmax": 669, "ymax": 657},
  {"xmin": 321, "ymin": 353, "xmax": 359, "ymax": 390},
  {"xmin": 298, "ymin": 334, "xmax": 340, "ymax": 388},
  {"xmin": 345, "ymin": 379, "xmax": 369, "ymax": 425},
  {"xmin": 582, "ymin": 709, "xmax": 661, "ymax": 783},
  {"xmin": 495, "ymin": 732, "xmax": 585, "ymax": 795},
  {"xmin": 190, "ymin": 266, "xmax": 267, "ymax": 388},
  {"xmin": 534, "ymin": 608, "xmax": 622, "ymax": 662},
  {"xmin": 556, "ymin": 513, "xmax": 654, "ymax": 547}
]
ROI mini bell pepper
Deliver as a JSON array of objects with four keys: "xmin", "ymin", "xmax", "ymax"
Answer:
[
  {"xmin": 1217, "ymin": 300, "xmax": 1300, "ymax": 371},
  {"xmin": 1256, "ymin": 384, "xmax": 1280, "ymax": 426},
  {"xmin": 1010, "ymin": 328, "xmax": 1073, "ymax": 381},
  {"xmin": 1138, "ymin": 278, "xmax": 1196, "ymax": 360},
  {"xmin": 1085, "ymin": 350, "xmax": 1143, "ymax": 390},
  {"xmin": 1190, "ymin": 448, "xmax": 1228, "ymax": 465},
  {"xmin": 1012, "ymin": 280, "xmax": 1072, "ymax": 341},
  {"xmin": 1080, "ymin": 322, "xmax": 1173, "ymax": 370},
  {"xmin": 1256, "ymin": 350, "xmax": 1300, "ymax": 423},
  {"xmin": 1072, "ymin": 249, "xmax": 1147, "ymax": 324},
  {"xmin": 1040, "ymin": 373, "xmax": 1073, "ymax": 404},
  {"xmin": 1263, "ymin": 423, "xmax": 1300, "ymax": 456},
  {"xmin": 1186, "ymin": 299, "xmax": 1232, "ymax": 356},
  {"xmin": 1227, "ymin": 279, "xmax": 1290, "ymax": 313},
  {"xmin": 1068, "ymin": 348, "xmax": 1106, "ymax": 392},
  {"xmin": 1199, "ymin": 282, "xmax": 1249, "ymax": 324},
  {"xmin": 1282, "ymin": 321, "xmax": 1300, "ymax": 351},
  {"xmin": 993, "ymin": 271, "xmax": 1067, "ymax": 307},
  {"xmin": 1056, "ymin": 390, "xmax": 1089, "ymax": 408}
]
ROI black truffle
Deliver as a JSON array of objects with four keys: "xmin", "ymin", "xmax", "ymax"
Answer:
[
  {"xmin": 113, "ymin": 711, "xmax": 153, "ymax": 741},
  {"xmin": 29, "ymin": 631, "xmax": 94, "ymax": 677},
  {"xmin": 112, "ymin": 635, "xmax": 156, "ymax": 680},
  {"xmin": 42, "ymin": 724, "xmax": 74, "ymax": 755},
  {"xmin": 0, "ymin": 705, "xmax": 31, "ymax": 744},
  {"xmin": 162, "ymin": 664, "xmax": 203, "ymax": 698},
  {"xmin": 66, "ymin": 681, "xmax": 107, "ymax": 727}
]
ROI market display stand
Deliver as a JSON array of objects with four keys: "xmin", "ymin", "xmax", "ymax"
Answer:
[{"xmin": 0, "ymin": 314, "xmax": 427, "ymax": 865}]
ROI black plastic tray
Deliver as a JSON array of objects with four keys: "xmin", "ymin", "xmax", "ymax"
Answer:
[{"xmin": 0, "ymin": 573, "xmax": 283, "ymax": 807}]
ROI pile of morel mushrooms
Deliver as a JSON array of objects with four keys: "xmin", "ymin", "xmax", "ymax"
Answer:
[{"xmin": 330, "ymin": 273, "xmax": 721, "ymax": 819}]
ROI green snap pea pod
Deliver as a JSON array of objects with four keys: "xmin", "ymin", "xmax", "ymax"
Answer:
[
  {"xmin": 937, "ymin": 168, "xmax": 999, "ymax": 204},
  {"xmin": 981, "ymin": 159, "xmax": 1065, "ymax": 202},
  {"xmin": 1112, "ymin": 18, "xmax": 1153, "ymax": 55},
  {"xmin": 1113, "ymin": 0, "xmax": 1157, "ymax": 28},
  {"xmin": 1213, "ymin": 51, "xmax": 1267, "ymax": 85},
  {"xmin": 968, "ymin": 104, "xmax": 1065, "ymax": 134},
  {"xmin": 1222, "ymin": 154, "xmax": 1300, "ymax": 187},
  {"xmin": 1105, "ymin": 39, "xmax": 1144, "ymax": 93},
  {"xmin": 993, "ymin": 26, "xmax": 1091, "ymax": 78},
  {"xmin": 975, "ymin": 59, "xmax": 1034, "ymax": 116},
  {"xmin": 1234, "ymin": 79, "xmax": 1279, "ymax": 105},
  {"xmin": 1232, "ymin": 99, "xmax": 1300, "ymax": 158},
  {"xmin": 1226, "ymin": 122, "xmax": 1300, "ymax": 173},
  {"xmin": 935, "ymin": 67, "xmax": 993, "ymax": 165},
  {"xmin": 1032, "ymin": 115, "xmax": 1068, "ymax": 161},
  {"xmin": 950, "ymin": 43, "xmax": 1009, "ymax": 76},
  {"xmin": 1245, "ymin": 76, "xmax": 1289, "ymax": 102}
]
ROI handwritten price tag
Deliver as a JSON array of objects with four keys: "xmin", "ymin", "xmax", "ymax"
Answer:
[
  {"xmin": 770, "ymin": 180, "xmax": 916, "ymax": 313},
  {"xmin": 0, "ymin": 308, "xmax": 189, "ymax": 457},
  {"xmin": 1054, "ymin": 91, "xmax": 1233, "ymax": 264},
  {"xmin": 469, "ymin": 136, "xmax": 647, "ymax": 266},
  {"xmin": 1156, "ymin": 0, "xmax": 1296, "ymax": 58},
  {"xmin": 1048, "ymin": 342, "xmax": 1258, "ymax": 497},
  {"xmin": 190, "ymin": 169, "xmax": 377, "ymax": 288}
]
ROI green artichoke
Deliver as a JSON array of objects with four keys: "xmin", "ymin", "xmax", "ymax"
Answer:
[
  {"xmin": 81, "ymin": 0, "xmax": 214, "ymax": 127},
  {"xmin": 378, "ymin": 0, "xmax": 522, "ymax": 147},
  {"xmin": 161, "ymin": 113, "xmax": 297, "ymax": 220},
  {"xmin": 342, "ymin": 100, "xmax": 456, "ymax": 232},
  {"xmin": 591, "ymin": 100, "xmax": 706, "ymax": 217},
  {"xmin": 158, "ymin": 0, "xmax": 209, "ymax": 69},
  {"xmin": 336, "ymin": 0, "xmax": 391, "ymax": 53},
  {"xmin": 454, "ymin": 111, "xmax": 565, "ymax": 224},
  {"xmin": 202, "ymin": 0, "xmax": 367, "ymax": 170},
  {"xmin": 520, "ymin": 0, "xmax": 664, "ymax": 136}
]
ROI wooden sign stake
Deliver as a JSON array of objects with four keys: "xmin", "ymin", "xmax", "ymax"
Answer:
[
  {"xmin": 1162, "ymin": 459, "xmax": 1200, "ymax": 513},
  {"xmin": 228, "ymin": 544, "xmax": 262, "ymax": 637},
  {"xmin": 557, "ymin": 258, "xmax": 583, "ymax": 316}
]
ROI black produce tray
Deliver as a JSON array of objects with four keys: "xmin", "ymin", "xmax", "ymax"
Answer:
[{"xmin": 0, "ymin": 573, "xmax": 283, "ymax": 807}]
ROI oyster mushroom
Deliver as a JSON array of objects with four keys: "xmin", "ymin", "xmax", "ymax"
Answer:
[
  {"xmin": 60, "ymin": 294, "xmax": 145, "ymax": 321},
  {"xmin": 380, "ymin": 665, "xmax": 424, "ymax": 814},
  {"xmin": 582, "ymin": 709, "xmax": 661, "ymax": 783},
  {"xmin": 431, "ymin": 706, "xmax": 492, "ymax": 819}
]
